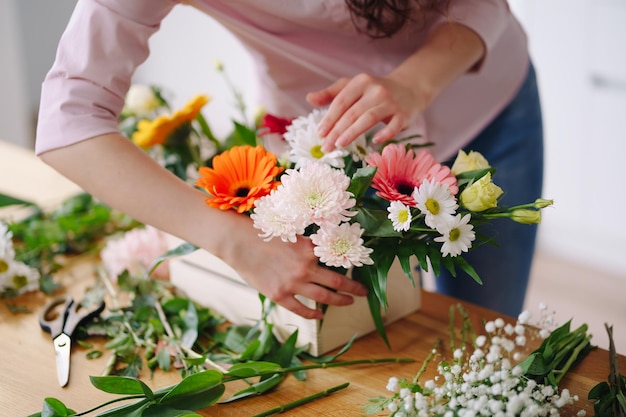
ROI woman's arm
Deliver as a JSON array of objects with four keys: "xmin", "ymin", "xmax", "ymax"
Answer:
[
  {"xmin": 40, "ymin": 134, "xmax": 367, "ymax": 320},
  {"xmin": 308, "ymin": 22, "xmax": 486, "ymax": 151}
]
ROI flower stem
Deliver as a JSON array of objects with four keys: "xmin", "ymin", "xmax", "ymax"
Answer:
[{"xmin": 251, "ymin": 382, "xmax": 350, "ymax": 417}]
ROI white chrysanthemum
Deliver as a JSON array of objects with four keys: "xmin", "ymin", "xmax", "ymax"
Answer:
[
  {"xmin": 279, "ymin": 161, "xmax": 356, "ymax": 228},
  {"xmin": 387, "ymin": 201, "xmax": 412, "ymax": 232},
  {"xmin": 413, "ymin": 179, "xmax": 458, "ymax": 229},
  {"xmin": 310, "ymin": 223, "xmax": 373, "ymax": 268},
  {"xmin": 346, "ymin": 133, "xmax": 373, "ymax": 162},
  {"xmin": 0, "ymin": 222, "xmax": 15, "ymax": 260},
  {"xmin": 434, "ymin": 213, "xmax": 475, "ymax": 257},
  {"xmin": 5, "ymin": 261, "xmax": 40, "ymax": 295},
  {"xmin": 251, "ymin": 191, "xmax": 302, "ymax": 243},
  {"xmin": 284, "ymin": 109, "xmax": 349, "ymax": 169}
]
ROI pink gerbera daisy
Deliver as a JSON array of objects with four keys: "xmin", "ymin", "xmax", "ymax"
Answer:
[{"xmin": 365, "ymin": 144, "xmax": 458, "ymax": 206}]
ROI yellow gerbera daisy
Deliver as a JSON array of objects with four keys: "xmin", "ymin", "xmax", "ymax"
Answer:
[
  {"xmin": 131, "ymin": 94, "xmax": 210, "ymax": 148},
  {"xmin": 196, "ymin": 145, "xmax": 284, "ymax": 213}
]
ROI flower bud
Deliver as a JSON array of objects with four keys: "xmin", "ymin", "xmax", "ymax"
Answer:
[
  {"xmin": 534, "ymin": 198, "xmax": 554, "ymax": 209},
  {"xmin": 213, "ymin": 59, "xmax": 224, "ymax": 72},
  {"xmin": 451, "ymin": 150, "xmax": 490, "ymax": 175},
  {"xmin": 124, "ymin": 84, "xmax": 161, "ymax": 117},
  {"xmin": 511, "ymin": 209, "xmax": 542, "ymax": 224},
  {"xmin": 460, "ymin": 173, "xmax": 503, "ymax": 212}
]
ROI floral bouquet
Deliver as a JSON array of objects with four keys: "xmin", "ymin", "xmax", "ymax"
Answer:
[
  {"xmin": 117, "ymin": 63, "xmax": 553, "ymax": 344},
  {"xmin": 188, "ymin": 106, "xmax": 552, "ymax": 344}
]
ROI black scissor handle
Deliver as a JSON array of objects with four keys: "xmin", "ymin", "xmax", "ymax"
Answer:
[
  {"xmin": 39, "ymin": 295, "xmax": 73, "ymax": 338},
  {"xmin": 62, "ymin": 299, "xmax": 106, "ymax": 337}
]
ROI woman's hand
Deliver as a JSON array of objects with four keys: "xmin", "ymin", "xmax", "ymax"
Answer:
[
  {"xmin": 307, "ymin": 73, "xmax": 425, "ymax": 152},
  {"xmin": 306, "ymin": 22, "xmax": 486, "ymax": 153},
  {"xmin": 220, "ymin": 213, "xmax": 368, "ymax": 320}
]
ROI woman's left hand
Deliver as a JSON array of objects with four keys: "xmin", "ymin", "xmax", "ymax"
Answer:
[{"xmin": 306, "ymin": 72, "xmax": 425, "ymax": 152}]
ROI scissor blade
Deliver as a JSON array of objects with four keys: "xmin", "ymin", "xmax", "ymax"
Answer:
[{"xmin": 53, "ymin": 333, "xmax": 71, "ymax": 387}]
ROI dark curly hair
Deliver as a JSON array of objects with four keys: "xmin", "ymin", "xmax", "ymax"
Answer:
[{"xmin": 345, "ymin": 0, "xmax": 450, "ymax": 39}]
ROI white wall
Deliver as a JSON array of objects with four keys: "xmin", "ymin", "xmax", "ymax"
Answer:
[
  {"xmin": 511, "ymin": 0, "xmax": 626, "ymax": 277},
  {"xmin": 0, "ymin": 1, "xmax": 31, "ymax": 148},
  {"xmin": 0, "ymin": 0, "xmax": 77, "ymax": 149},
  {"xmin": 132, "ymin": 6, "xmax": 258, "ymax": 139}
]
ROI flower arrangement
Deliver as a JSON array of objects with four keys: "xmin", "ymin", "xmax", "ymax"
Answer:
[
  {"xmin": 116, "ymin": 74, "xmax": 553, "ymax": 344},
  {"xmin": 191, "ymin": 106, "xmax": 552, "ymax": 343}
]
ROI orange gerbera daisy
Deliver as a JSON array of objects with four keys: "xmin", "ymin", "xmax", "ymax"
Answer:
[
  {"xmin": 131, "ymin": 94, "xmax": 210, "ymax": 148},
  {"xmin": 196, "ymin": 145, "xmax": 284, "ymax": 213}
]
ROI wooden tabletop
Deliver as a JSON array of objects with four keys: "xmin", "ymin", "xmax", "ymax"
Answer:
[{"xmin": 1, "ymin": 254, "xmax": 623, "ymax": 417}]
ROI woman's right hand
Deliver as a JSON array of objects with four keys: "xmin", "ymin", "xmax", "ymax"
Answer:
[{"xmin": 217, "ymin": 213, "xmax": 368, "ymax": 320}]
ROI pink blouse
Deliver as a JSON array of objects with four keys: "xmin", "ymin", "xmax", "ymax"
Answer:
[{"xmin": 35, "ymin": 0, "xmax": 529, "ymax": 162}]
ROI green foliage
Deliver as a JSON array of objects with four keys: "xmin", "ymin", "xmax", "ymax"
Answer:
[
  {"xmin": 589, "ymin": 324, "xmax": 626, "ymax": 417},
  {"xmin": 1, "ymin": 192, "xmax": 139, "ymax": 298},
  {"xmin": 518, "ymin": 320, "xmax": 594, "ymax": 386}
]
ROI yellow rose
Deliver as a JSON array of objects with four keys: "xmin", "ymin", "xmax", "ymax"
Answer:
[
  {"xmin": 460, "ymin": 173, "xmax": 503, "ymax": 212},
  {"xmin": 511, "ymin": 209, "xmax": 542, "ymax": 224},
  {"xmin": 450, "ymin": 150, "xmax": 491, "ymax": 175}
]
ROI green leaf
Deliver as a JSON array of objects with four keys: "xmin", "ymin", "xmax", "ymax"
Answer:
[
  {"xmin": 156, "ymin": 346, "xmax": 171, "ymax": 371},
  {"xmin": 452, "ymin": 256, "xmax": 483, "ymax": 285},
  {"xmin": 396, "ymin": 245, "xmax": 416, "ymax": 286},
  {"xmin": 141, "ymin": 404, "xmax": 202, "ymax": 417},
  {"xmin": 143, "ymin": 404, "xmax": 202, "ymax": 417},
  {"xmin": 181, "ymin": 301, "xmax": 199, "ymax": 349},
  {"xmin": 355, "ymin": 267, "xmax": 390, "ymax": 349},
  {"xmin": 347, "ymin": 167, "xmax": 376, "ymax": 199},
  {"xmin": 39, "ymin": 398, "xmax": 73, "ymax": 417},
  {"xmin": 148, "ymin": 243, "xmax": 198, "ymax": 276},
  {"xmin": 221, "ymin": 373, "xmax": 286, "ymax": 403},
  {"xmin": 95, "ymin": 399, "xmax": 151, "ymax": 417},
  {"xmin": 226, "ymin": 361, "xmax": 283, "ymax": 378},
  {"xmin": 303, "ymin": 333, "xmax": 358, "ymax": 363},
  {"xmin": 353, "ymin": 208, "xmax": 401, "ymax": 237},
  {"xmin": 159, "ymin": 371, "xmax": 225, "ymax": 410},
  {"xmin": 0, "ymin": 193, "xmax": 36, "ymax": 208},
  {"xmin": 90, "ymin": 375, "xmax": 155, "ymax": 398},
  {"xmin": 589, "ymin": 382, "xmax": 610, "ymax": 400}
]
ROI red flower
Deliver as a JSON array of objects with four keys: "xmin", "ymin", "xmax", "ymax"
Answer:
[{"xmin": 259, "ymin": 114, "xmax": 293, "ymax": 138}]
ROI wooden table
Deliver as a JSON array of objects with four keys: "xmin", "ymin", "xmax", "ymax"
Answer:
[
  {"xmin": 1, "ymin": 258, "xmax": 623, "ymax": 416},
  {"xmin": 1, "ymin": 140, "xmax": 624, "ymax": 416}
]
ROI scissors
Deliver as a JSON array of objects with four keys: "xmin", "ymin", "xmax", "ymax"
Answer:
[{"xmin": 39, "ymin": 295, "xmax": 105, "ymax": 387}]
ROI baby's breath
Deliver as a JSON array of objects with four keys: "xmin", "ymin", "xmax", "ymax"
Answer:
[{"xmin": 365, "ymin": 304, "xmax": 592, "ymax": 417}]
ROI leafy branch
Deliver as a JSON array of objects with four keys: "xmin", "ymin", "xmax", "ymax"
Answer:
[{"xmin": 589, "ymin": 323, "xmax": 626, "ymax": 417}]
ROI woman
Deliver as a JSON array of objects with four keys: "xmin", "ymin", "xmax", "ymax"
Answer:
[{"xmin": 36, "ymin": 0, "xmax": 542, "ymax": 318}]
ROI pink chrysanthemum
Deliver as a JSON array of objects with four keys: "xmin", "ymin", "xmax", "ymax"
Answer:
[
  {"xmin": 311, "ymin": 222, "xmax": 374, "ymax": 268},
  {"xmin": 100, "ymin": 226, "xmax": 170, "ymax": 281},
  {"xmin": 365, "ymin": 144, "xmax": 458, "ymax": 206},
  {"xmin": 279, "ymin": 161, "xmax": 356, "ymax": 228}
]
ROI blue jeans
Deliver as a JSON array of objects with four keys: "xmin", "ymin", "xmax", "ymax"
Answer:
[{"xmin": 434, "ymin": 63, "xmax": 544, "ymax": 317}]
